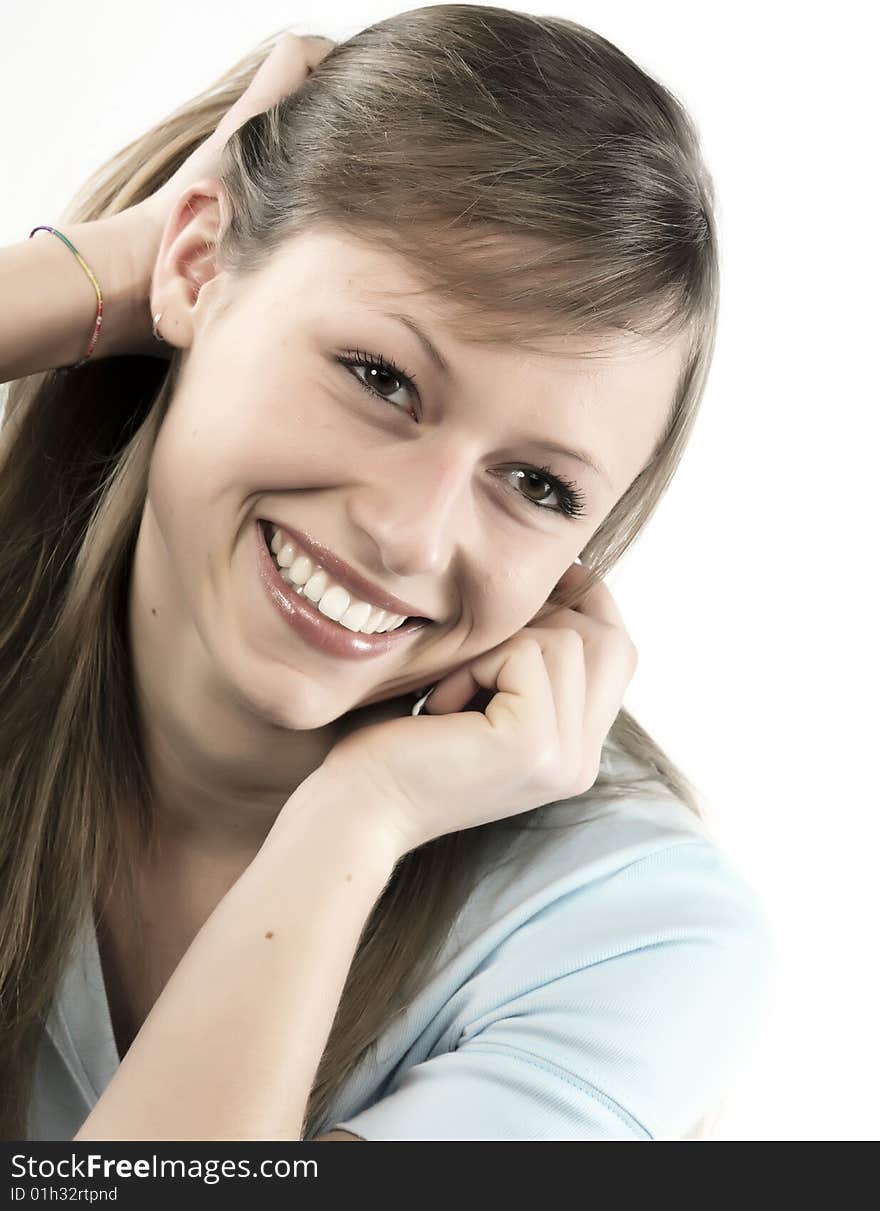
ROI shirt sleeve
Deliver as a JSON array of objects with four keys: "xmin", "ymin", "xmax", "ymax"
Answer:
[{"xmin": 332, "ymin": 838, "xmax": 776, "ymax": 1140}]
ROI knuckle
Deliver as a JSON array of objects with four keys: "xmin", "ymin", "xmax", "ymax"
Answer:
[
  {"xmin": 559, "ymin": 626, "xmax": 585, "ymax": 652},
  {"xmin": 606, "ymin": 623, "xmax": 636, "ymax": 661},
  {"xmin": 517, "ymin": 634, "xmax": 544, "ymax": 658},
  {"xmin": 538, "ymin": 626, "xmax": 584, "ymax": 659},
  {"xmin": 622, "ymin": 634, "xmax": 639, "ymax": 672}
]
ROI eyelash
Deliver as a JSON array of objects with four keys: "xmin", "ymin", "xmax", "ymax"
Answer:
[{"xmin": 336, "ymin": 348, "xmax": 589, "ymax": 519}]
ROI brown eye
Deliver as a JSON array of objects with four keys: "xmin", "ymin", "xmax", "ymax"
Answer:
[
  {"xmin": 498, "ymin": 466, "xmax": 589, "ymax": 519},
  {"xmin": 336, "ymin": 349, "xmax": 587, "ymax": 520},
  {"xmin": 338, "ymin": 349, "xmax": 419, "ymax": 414}
]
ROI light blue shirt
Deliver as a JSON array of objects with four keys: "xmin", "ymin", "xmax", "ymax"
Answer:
[{"xmin": 27, "ymin": 748, "xmax": 775, "ymax": 1141}]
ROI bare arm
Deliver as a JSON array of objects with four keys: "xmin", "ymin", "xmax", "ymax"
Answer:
[
  {"xmin": 73, "ymin": 771, "xmax": 400, "ymax": 1141},
  {"xmin": 0, "ymin": 204, "xmax": 158, "ymax": 384}
]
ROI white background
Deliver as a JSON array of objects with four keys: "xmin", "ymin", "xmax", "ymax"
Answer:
[{"xmin": 2, "ymin": 1, "xmax": 877, "ymax": 1141}]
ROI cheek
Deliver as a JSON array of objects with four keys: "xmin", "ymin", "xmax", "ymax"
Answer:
[
  {"xmin": 148, "ymin": 386, "xmax": 273, "ymax": 501},
  {"xmin": 475, "ymin": 562, "xmax": 554, "ymax": 632},
  {"xmin": 144, "ymin": 399, "xmax": 250, "ymax": 574},
  {"xmin": 146, "ymin": 408, "xmax": 198, "ymax": 518}
]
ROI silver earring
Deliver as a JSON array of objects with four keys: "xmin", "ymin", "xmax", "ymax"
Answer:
[
  {"xmin": 152, "ymin": 312, "xmax": 167, "ymax": 343},
  {"xmin": 411, "ymin": 684, "xmax": 438, "ymax": 716}
]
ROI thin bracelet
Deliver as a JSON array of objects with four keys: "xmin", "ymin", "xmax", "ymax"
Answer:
[{"xmin": 28, "ymin": 225, "xmax": 104, "ymax": 372}]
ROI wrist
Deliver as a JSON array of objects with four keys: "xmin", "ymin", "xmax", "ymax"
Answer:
[
  {"xmin": 269, "ymin": 765, "xmax": 407, "ymax": 873},
  {"xmin": 61, "ymin": 205, "xmax": 160, "ymax": 362}
]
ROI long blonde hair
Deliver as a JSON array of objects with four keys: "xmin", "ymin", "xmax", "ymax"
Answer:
[{"xmin": 1, "ymin": 5, "xmax": 720, "ymax": 1140}]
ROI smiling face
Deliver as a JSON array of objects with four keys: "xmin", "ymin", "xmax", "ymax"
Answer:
[{"xmin": 142, "ymin": 186, "xmax": 683, "ymax": 735}]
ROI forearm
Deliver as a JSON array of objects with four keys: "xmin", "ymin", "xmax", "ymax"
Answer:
[
  {"xmin": 73, "ymin": 772, "xmax": 400, "ymax": 1141},
  {"xmin": 0, "ymin": 206, "xmax": 156, "ymax": 383}
]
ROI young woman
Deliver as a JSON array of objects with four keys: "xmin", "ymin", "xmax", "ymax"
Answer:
[{"xmin": 0, "ymin": 6, "xmax": 773, "ymax": 1141}]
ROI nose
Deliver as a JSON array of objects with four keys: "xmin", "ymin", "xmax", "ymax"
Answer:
[{"xmin": 345, "ymin": 439, "xmax": 475, "ymax": 580}]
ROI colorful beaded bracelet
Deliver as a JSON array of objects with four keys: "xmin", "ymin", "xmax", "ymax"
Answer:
[{"xmin": 29, "ymin": 225, "xmax": 104, "ymax": 372}]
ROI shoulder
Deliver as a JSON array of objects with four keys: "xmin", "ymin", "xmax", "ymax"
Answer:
[
  {"xmin": 328, "ymin": 793, "xmax": 775, "ymax": 1140},
  {"xmin": 463, "ymin": 821, "xmax": 775, "ymax": 1029},
  {"xmin": 457, "ymin": 767, "xmax": 757, "ymax": 946}
]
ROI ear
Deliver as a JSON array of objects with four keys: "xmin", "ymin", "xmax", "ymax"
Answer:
[{"xmin": 149, "ymin": 178, "xmax": 234, "ymax": 350}]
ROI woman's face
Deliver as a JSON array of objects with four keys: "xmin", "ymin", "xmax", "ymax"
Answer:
[{"xmin": 145, "ymin": 189, "xmax": 682, "ymax": 732}]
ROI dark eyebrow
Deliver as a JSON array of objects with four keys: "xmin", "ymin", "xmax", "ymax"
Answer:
[{"xmin": 383, "ymin": 310, "xmax": 611, "ymax": 489}]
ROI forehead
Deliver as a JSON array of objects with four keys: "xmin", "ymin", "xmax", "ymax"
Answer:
[{"xmin": 249, "ymin": 227, "xmax": 685, "ymax": 492}]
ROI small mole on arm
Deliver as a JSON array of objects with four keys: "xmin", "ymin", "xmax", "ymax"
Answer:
[
  {"xmin": 151, "ymin": 608, "xmax": 157, "ymax": 616},
  {"xmin": 265, "ymin": 930, "xmax": 274, "ymax": 939}
]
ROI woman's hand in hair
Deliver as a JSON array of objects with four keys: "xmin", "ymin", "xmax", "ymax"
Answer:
[
  {"xmin": 311, "ymin": 573, "xmax": 639, "ymax": 859},
  {"xmin": 121, "ymin": 33, "xmax": 336, "ymax": 357}
]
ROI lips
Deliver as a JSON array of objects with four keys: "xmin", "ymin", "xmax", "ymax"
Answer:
[
  {"xmin": 254, "ymin": 519, "xmax": 430, "ymax": 660},
  {"xmin": 258, "ymin": 519, "xmax": 432, "ymax": 622}
]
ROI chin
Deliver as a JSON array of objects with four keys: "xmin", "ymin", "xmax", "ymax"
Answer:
[
  {"xmin": 220, "ymin": 626, "xmax": 415, "ymax": 733},
  {"xmin": 255, "ymin": 687, "xmax": 356, "ymax": 733},
  {"xmin": 216, "ymin": 657, "xmax": 339, "ymax": 732}
]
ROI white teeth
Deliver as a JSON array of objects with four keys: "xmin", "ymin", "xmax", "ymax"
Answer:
[
  {"xmin": 365, "ymin": 609, "xmax": 386, "ymax": 634},
  {"xmin": 288, "ymin": 555, "xmax": 313, "ymax": 586},
  {"xmin": 303, "ymin": 569, "xmax": 329, "ymax": 603},
  {"xmin": 339, "ymin": 600, "xmax": 372, "ymax": 632},
  {"xmin": 276, "ymin": 542, "xmax": 296, "ymax": 568},
  {"xmin": 317, "ymin": 584, "xmax": 351, "ymax": 622},
  {"xmin": 266, "ymin": 526, "xmax": 410, "ymax": 634},
  {"xmin": 372, "ymin": 609, "xmax": 390, "ymax": 633}
]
